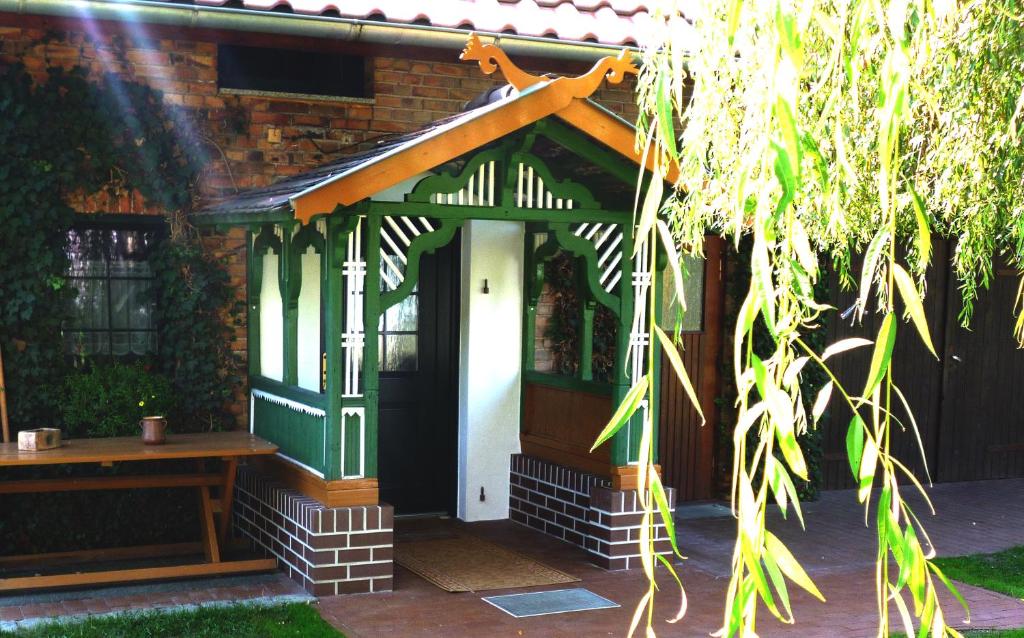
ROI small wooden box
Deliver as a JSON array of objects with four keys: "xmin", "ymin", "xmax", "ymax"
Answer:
[{"xmin": 18, "ymin": 428, "xmax": 62, "ymax": 451}]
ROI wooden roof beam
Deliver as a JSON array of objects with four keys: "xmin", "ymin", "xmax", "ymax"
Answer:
[{"xmin": 290, "ymin": 79, "xmax": 576, "ymax": 224}]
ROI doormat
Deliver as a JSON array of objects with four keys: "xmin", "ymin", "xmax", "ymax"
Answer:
[
  {"xmin": 395, "ymin": 535, "xmax": 579, "ymax": 592},
  {"xmin": 483, "ymin": 588, "xmax": 619, "ymax": 618}
]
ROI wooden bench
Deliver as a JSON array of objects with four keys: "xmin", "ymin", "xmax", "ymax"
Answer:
[{"xmin": 0, "ymin": 431, "xmax": 278, "ymax": 592}]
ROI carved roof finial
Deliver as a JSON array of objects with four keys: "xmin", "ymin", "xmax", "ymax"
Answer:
[{"xmin": 460, "ymin": 33, "xmax": 638, "ymax": 99}]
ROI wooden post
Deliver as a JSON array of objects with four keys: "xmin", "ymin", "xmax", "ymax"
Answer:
[
  {"xmin": 0, "ymin": 343, "xmax": 9, "ymax": 444},
  {"xmin": 217, "ymin": 458, "xmax": 238, "ymax": 547}
]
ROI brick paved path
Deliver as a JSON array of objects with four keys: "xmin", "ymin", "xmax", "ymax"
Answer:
[
  {"xmin": 1, "ymin": 480, "xmax": 1020, "ymax": 636},
  {"xmin": 319, "ymin": 480, "xmax": 1024, "ymax": 637}
]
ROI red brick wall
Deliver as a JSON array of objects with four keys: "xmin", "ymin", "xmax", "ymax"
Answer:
[{"xmin": 0, "ymin": 18, "xmax": 640, "ymax": 426}]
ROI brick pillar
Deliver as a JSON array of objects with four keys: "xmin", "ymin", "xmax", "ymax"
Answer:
[
  {"xmin": 586, "ymin": 485, "xmax": 675, "ymax": 570},
  {"xmin": 234, "ymin": 465, "xmax": 394, "ymax": 596},
  {"xmin": 509, "ymin": 454, "xmax": 675, "ymax": 571}
]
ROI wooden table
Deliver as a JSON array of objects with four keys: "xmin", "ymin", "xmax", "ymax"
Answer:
[{"xmin": 0, "ymin": 431, "xmax": 278, "ymax": 592}]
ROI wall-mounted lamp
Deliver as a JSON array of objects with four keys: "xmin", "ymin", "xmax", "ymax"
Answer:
[{"xmin": 482, "ymin": 278, "xmax": 490, "ymax": 294}]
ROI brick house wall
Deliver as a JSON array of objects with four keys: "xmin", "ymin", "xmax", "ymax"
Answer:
[{"xmin": 0, "ymin": 19, "xmax": 639, "ymax": 427}]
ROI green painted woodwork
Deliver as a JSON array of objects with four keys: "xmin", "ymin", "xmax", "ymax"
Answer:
[
  {"xmin": 364, "ymin": 201, "xmax": 626, "ymax": 224},
  {"xmin": 526, "ymin": 233, "xmax": 561, "ymax": 305},
  {"xmin": 363, "ymin": 389, "xmax": 379, "ymax": 478},
  {"xmin": 549, "ymin": 223, "xmax": 620, "ymax": 314},
  {"xmin": 252, "ymin": 392, "xmax": 327, "ymax": 475},
  {"xmin": 251, "ymin": 377, "xmax": 327, "ymax": 410},
  {"xmin": 522, "ymin": 370, "xmax": 614, "ymax": 396},
  {"xmin": 362, "ymin": 215, "xmax": 382, "ymax": 479},
  {"xmin": 341, "ymin": 408, "xmax": 363, "ymax": 478},
  {"xmin": 250, "ymin": 224, "xmax": 283, "ymax": 258},
  {"xmin": 380, "ymin": 217, "xmax": 464, "ymax": 311},
  {"xmin": 203, "ymin": 123, "xmax": 670, "ymax": 482},
  {"xmin": 290, "ymin": 224, "xmax": 326, "ymax": 273},
  {"xmin": 508, "ymin": 151, "xmax": 601, "ymax": 210},
  {"xmin": 280, "ymin": 221, "xmax": 298, "ymax": 386},
  {"xmin": 407, "ymin": 143, "xmax": 513, "ymax": 205},
  {"xmin": 610, "ymin": 228, "xmax": 635, "ymax": 467},
  {"xmin": 195, "ymin": 206, "xmax": 293, "ymax": 228},
  {"xmin": 580, "ymin": 300, "xmax": 596, "ymax": 381},
  {"xmin": 532, "ymin": 119, "xmax": 638, "ymax": 186},
  {"xmin": 325, "ymin": 215, "xmax": 360, "ymax": 480}
]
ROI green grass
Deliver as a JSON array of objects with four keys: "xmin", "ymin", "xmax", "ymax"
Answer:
[
  {"xmin": 0, "ymin": 603, "xmax": 343, "ymax": 638},
  {"xmin": 893, "ymin": 546, "xmax": 1024, "ymax": 637},
  {"xmin": 893, "ymin": 629, "xmax": 1024, "ymax": 637},
  {"xmin": 934, "ymin": 545, "xmax": 1024, "ymax": 601}
]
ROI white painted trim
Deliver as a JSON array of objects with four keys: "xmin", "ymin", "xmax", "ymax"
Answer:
[
  {"xmin": 251, "ymin": 389, "xmax": 326, "ymax": 417},
  {"xmin": 273, "ymin": 451, "xmax": 326, "ymax": 479},
  {"xmin": 339, "ymin": 406, "xmax": 366, "ymax": 480},
  {"xmin": 250, "ymin": 390, "xmax": 328, "ymax": 477}
]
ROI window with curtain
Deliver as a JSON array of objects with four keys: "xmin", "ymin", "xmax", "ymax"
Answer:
[
  {"xmin": 64, "ymin": 222, "xmax": 162, "ymax": 357},
  {"xmin": 378, "ymin": 254, "xmax": 418, "ymax": 373}
]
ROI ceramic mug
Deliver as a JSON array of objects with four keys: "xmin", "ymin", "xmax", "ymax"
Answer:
[{"xmin": 140, "ymin": 416, "xmax": 167, "ymax": 445}]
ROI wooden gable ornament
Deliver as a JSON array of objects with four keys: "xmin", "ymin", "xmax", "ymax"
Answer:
[
  {"xmin": 459, "ymin": 33, "xmax": 639, "ymax": 98},
  {"xmin": 288, "ymin": 37, "xmax": 659, "ymax": 224}
]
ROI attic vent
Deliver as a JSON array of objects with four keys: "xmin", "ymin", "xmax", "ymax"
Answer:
[{"xmin": 217, "ymin": 44, "xmax": 370, "ymax": 100}]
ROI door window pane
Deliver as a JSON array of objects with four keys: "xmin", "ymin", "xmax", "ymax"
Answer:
[
  {"xmin": 379, "ymin": 293, "xmax": 419, "ymax": 373},
  {"xmin": 381, "ymin": 334, "xmax": 418, "ymax": 372},
  {"xmin": 385, "ymin": 295, "xmax": 418, "ymax": 331}
]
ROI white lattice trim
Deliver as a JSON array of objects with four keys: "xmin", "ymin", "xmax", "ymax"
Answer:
[
  {"xmin": 252, "ymin": 388, "xmax": 327, "ymax": 418},
  {"xmin": 516, "ymin": 163, "xmax": 574, "ymax": 209},
  {"xmin": 340, "ymin": 406, "xmax": 367, "ymax": 479},
  {"xmin": 429, "ymin": 160, "xmax": 497, "ymax": 206}
]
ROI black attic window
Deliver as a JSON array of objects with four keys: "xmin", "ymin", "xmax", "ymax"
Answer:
[{"xmin": 217, "ymin": 44, "xmax": 369, "ymax": 99}]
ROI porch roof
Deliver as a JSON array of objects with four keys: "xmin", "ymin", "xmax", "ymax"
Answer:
[
  {"xmin": 192, "ymin": 109, "xmax": 472, "ymax": 219},
  {"xmin": 194, "ymin": 79, "xmax": 671, "ymax": 225}
]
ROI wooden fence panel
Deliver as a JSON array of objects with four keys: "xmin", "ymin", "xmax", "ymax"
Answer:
[
  {"xmin": 937, "ymin": 263, "xmax": 1024, "ymax": 481},
  {"xmin": 657, "ymin": 238, "xmax": 723, "ymax": 501},
  {"xmin": 821, "ymin": 241, "xmax": 950, "ymax": 489}
]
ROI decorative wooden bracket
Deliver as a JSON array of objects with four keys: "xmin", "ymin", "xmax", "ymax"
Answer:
[{"xmin": 460, "ymin": 33, "xmax": 638, "ymax": 99}]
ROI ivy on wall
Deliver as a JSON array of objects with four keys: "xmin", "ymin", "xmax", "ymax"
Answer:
[
  {"xmin": 717, "ymin": 238, "xmax": 828, "ymax": 500},
  {"xmin": 0, "ymin": 61, "xmax": 240, "ymax": 553},
  {"xmin": 151, "ymin": 240, "xmax": 244, "ymax": 432},
  {"xmin": 542, "ymin": 252, "xmax": 617, "ymax": 382}
]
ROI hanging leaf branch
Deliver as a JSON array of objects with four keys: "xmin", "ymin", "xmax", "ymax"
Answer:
[{"xmin": 604, "ymin": 1, "xmax": 1024, "ymax": 636}]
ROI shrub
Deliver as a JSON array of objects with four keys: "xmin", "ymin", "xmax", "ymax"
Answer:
[{"xmin": 62, "ymin": 362, "xmax": 175, "ymax": 438}]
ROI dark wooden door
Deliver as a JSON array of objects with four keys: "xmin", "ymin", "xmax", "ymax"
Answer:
[
  {"xmin": 378, "ymin": 235, "xmax": 460, "ymax": 515},
  {"xmin": 821, "ymin": 242, "xmax": 951, "ymax": 489},
  {"xmin": 822, "ymin": 243, "xmax": 1024, "ymax": 488},
  {"xmin": 936, "ymin": 262, "xmax": 1024, "ymax": 481},
  {"xmin": 658, "ymin": 237, "xmax": 724, "ymax": 502}
]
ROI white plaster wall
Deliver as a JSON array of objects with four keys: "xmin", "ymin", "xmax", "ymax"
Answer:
[
  {"xmin": 295, "ymin": 247, "xmax": 321, "ymax": 392},
  {"xmin": 370, "ymin": 172, "xmax": 433, "ymax": 202},
  {"xmin": 259, "ymin": 252, "xmax": 283, "ymax": 381},
  {"xmin": 457, "ymin": 220, "xmax": 524, "ymax": 521}
]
